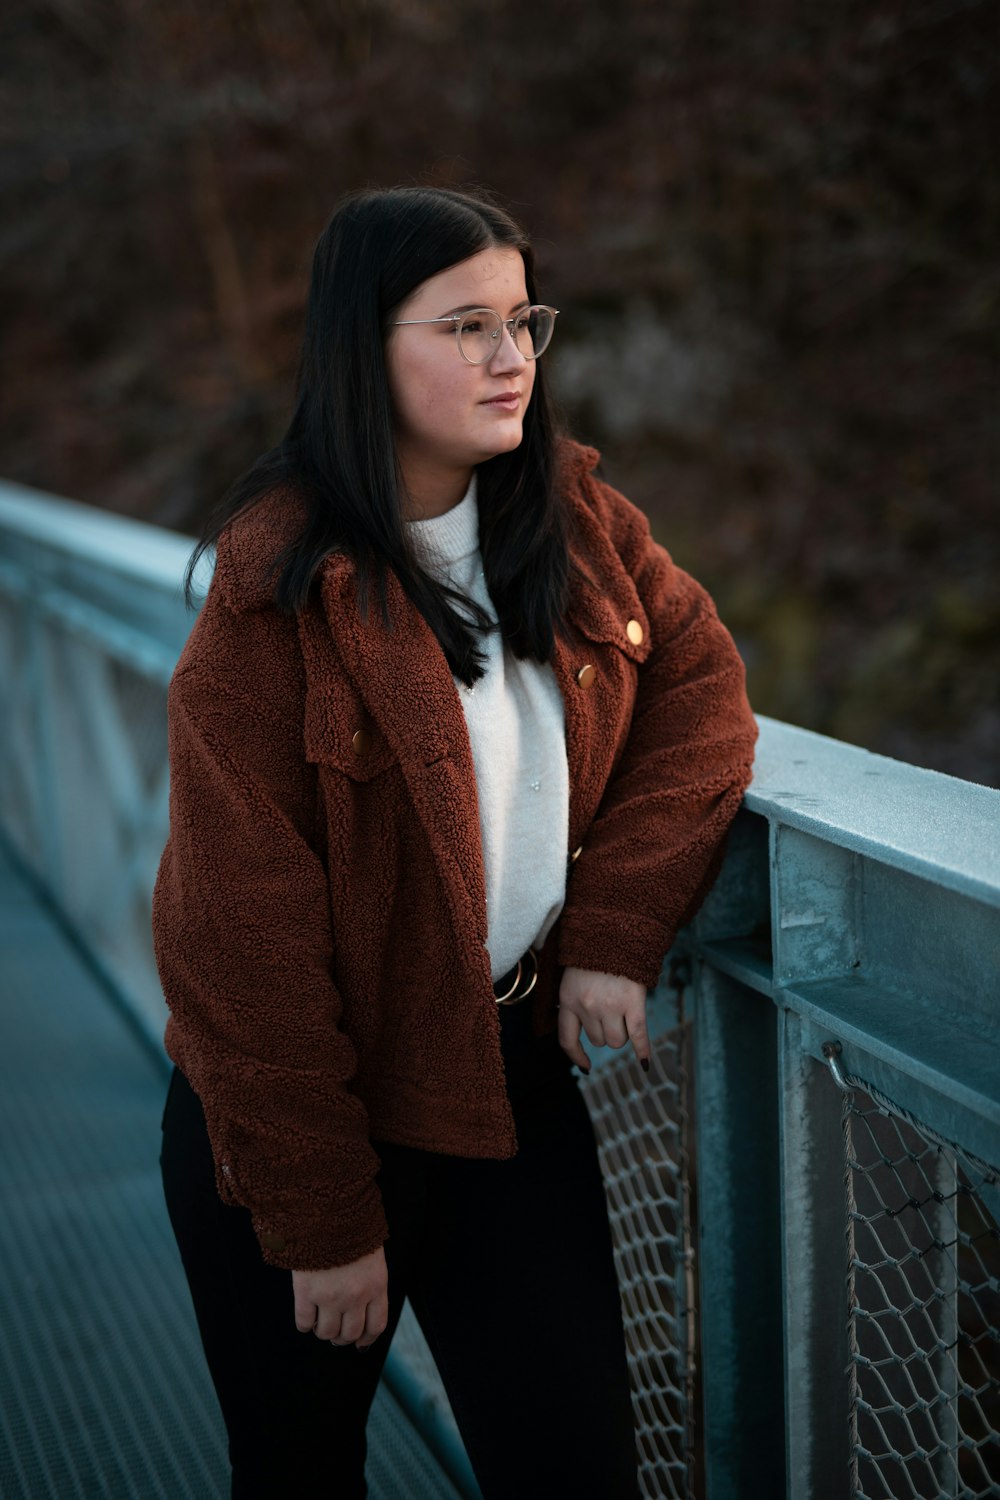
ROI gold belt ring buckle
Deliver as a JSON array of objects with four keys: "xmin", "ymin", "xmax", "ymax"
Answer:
[{"xmin": 495, "ymin": 946, "xmax": 538, "ymax": 1006}]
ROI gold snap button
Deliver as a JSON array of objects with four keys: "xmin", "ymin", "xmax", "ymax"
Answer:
[
  {"xmin": 351, "ymin": 728, "xmax": 371, "ymax": 757},
  {"xmin": 626, "ymin": 619, "xmax": 644, "ymax": 645},
  {"xmin": 576, "ymin": 664, "xmax": 596, "ymax": 689},
  {"xmin": 570, "ymin": 845, "xmax": 583, "ymax": 863}
]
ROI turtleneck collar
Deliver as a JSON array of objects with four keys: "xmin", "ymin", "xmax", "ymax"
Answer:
[{"xmin": 405, "ymin": 473, "xmax": 479, "ymax": 568}]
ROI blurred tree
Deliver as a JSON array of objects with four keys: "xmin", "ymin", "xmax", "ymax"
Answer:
[{"xmin": 0, "ymin": 0, "xmax": 996, "ymax": 779}]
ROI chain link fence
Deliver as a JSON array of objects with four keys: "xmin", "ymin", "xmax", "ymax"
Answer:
[
  {"xmin": 581, "ymin": 968, "xmax": 698, "ymax": 1500},
  {"xmin": 395, "ymin": 998, "xmax": 1000, "ymax": 1500},
  {"xmin": 840, "ymin": 1074, "xmax": 1000, "ymax": 1499},
  {"xmin": 388, "ymin": 967, "xmax": 700, "ymax": 1500}
]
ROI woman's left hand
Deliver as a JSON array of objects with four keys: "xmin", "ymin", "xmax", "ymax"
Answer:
[{"xmin": 557, "ymin": 966, "xmax": 650, "ymax": 1073}]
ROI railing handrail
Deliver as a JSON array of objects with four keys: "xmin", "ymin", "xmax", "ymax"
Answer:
[
  {"xmin": 748, "ymin": 716, "xmax": 1000, "ymax": 908},
  {"xmin": 0, "ymin": 480, "xmax": 200, "ymax": 592}
]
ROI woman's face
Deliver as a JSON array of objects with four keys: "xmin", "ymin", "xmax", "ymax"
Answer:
[{"xmin": 386, "ymin": 247, "xmax": 536, "ymax": 510}]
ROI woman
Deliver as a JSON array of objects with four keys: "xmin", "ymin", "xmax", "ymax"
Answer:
[{"xmin": 154, "ymin": 184, "xmax": 757, "ymax": 1500}]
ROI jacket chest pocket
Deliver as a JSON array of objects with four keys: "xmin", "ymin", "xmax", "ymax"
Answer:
[
  {"xmin": 566, "ymin": 578, "xmax": 653, "ymax": 696},
  {"xmin": 304, "ymin": 685, "xmax": 398, "ymax": 783},
  {"xmin": 303, "ymin": 684, "xmax": 405, "ymax": 918},
  {"xmin": 556, "ymin": 578, "xmax": 654, "ymax": 830}
]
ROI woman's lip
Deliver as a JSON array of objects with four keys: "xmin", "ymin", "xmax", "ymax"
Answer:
[{"xmin": 481, "ymin": 393, "xmax": 520, "ymax": 407}]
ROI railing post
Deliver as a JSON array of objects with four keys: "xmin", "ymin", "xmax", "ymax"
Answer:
[
  {"xmin": 926, "ymin": 1149, "xmax": 960, "ymax": 1497},
  {"xmin": 23, "ymin": 596, "xmax": 64, "ymax": 888},
  {"xmin": 778, "ymin": 1010, "xmax": 852, "ymax": 1499},
  {"xmin": 695, "ymin": 962, "xmax": 785, "ymax": 1500}
]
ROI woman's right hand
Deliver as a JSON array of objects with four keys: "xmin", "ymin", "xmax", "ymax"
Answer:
[{"xmin": 292, "ymin": 1245, "xmax": 389, "ymax": 1350}]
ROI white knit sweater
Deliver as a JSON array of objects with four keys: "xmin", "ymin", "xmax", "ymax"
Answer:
[{"xmin": 406, "ymin": 475, "xmax": 569, "ymax": 980}]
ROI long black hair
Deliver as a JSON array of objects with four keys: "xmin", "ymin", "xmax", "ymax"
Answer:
[{"xmin": 183, "ymin": 184, "xmax": 570, "ymax": 685}]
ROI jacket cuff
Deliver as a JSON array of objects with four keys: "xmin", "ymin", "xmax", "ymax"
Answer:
[
  {"xmin": 246, "ymin": 1179, "xmax": 390, "ymax": 1271},
  {"xmin": 556, "ymin": 906, "xmax": 672, "ymax": 992}
]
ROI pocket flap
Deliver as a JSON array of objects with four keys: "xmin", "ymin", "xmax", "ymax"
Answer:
[
  {"xmin": 304, "ymin": 685, "xmax": 398, "ymax": 780},
  {"xmin": 567, "ymin": 572, "xmax": 652, "ymax": 664}
]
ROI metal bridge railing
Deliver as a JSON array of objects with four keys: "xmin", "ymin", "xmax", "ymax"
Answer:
[
  {"xmin": 1, "ymin": 481, "xmax": 997, "ymax": 1500},
  {"xmin": 0, "ymin": 481, "xmax": 202, "ymax": 1044},
  {"xmin": 686, "ymin": 723, "xmax": 1000, "ymax": 1500}
]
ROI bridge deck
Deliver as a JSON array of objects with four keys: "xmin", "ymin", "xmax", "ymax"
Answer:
[{"xmin": 0, "ymin": 839, "xmax": 463, "ymax": 1500}]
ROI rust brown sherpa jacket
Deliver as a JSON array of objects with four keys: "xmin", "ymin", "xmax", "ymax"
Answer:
[{"xmin": 152, "ymin": 439, "xmax": 757, "ymax": 1270}]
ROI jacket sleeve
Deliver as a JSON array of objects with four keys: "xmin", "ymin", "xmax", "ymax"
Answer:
[
  {"xmin": 557, "ymin": 475, "xmax": 758, "ymax": 989},
  {"xmin": 152, "ymin": 587, "xmax": 388, "ymax": 1270}
]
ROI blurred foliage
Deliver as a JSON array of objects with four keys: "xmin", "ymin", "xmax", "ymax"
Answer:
[{"xmin": 0, "ymin": 0, "xmax": 996, "ymax": 781}]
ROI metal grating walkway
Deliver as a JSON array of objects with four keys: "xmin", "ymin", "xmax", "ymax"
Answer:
[{"xmin": 0, "ymin": 839, "xmax": 464, "ymax": 1500}]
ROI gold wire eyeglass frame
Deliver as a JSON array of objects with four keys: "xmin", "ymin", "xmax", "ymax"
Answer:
[{"xmin": 392, "ymin": 305, "xmax": 559, "ymax": 365}]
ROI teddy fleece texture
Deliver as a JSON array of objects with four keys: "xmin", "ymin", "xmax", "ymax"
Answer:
[{"xmin": 151, "ymin": 439, "xmax": 758, "ymax": 1270}]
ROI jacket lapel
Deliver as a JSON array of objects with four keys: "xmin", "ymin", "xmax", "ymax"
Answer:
[{"xmin": 317, "ymin": 555, "xmax": 489, "ymax": 946}]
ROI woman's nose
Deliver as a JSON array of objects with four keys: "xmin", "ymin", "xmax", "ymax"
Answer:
[{"xmin": 489, "ymin": 326, "xmax": 529, "ymax": 372}]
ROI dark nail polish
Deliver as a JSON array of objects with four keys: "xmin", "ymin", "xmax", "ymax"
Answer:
[
  {"xmin": 640, "ymin": 1058, "xmax": 650, "ymax": 1072},
  {"xmin": 578, "ymin": 1064, "xmax": 590, "ymax": 1076}
]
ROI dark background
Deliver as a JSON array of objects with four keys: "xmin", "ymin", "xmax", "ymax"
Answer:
[{"xmin": 2, "ymin": 0, "xmax": 997, "ymax": 782}]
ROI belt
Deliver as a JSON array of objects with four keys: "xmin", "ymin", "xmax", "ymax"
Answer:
[{"xmin": 493, "ymin": 946, "xmax": 539, "ymax": 1006}]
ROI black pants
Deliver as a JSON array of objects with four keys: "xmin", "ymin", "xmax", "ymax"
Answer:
[{"xmin": 160, "ymin": 1002, "xmax": 639, "ymax": 1499}]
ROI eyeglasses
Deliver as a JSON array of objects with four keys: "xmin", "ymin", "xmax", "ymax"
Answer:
[{"xmin": 393, "ymin": 304, "xmax": 558, "ymax": 365}]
